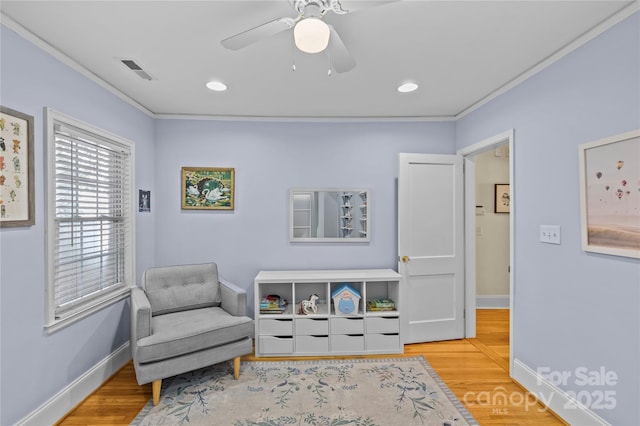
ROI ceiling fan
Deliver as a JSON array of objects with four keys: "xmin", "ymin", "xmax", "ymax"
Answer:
[{"xmin": 221, "ymin": 0, "xmax": 397, "ymax": 73}]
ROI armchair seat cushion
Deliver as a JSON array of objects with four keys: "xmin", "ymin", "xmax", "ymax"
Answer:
[{"xmin": 136, "ymin": 307, "xmax": 253, "ymax": 364}]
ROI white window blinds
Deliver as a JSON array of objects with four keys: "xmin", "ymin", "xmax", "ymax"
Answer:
[{"xmin": 46, "ymin": 109, "xmax": 134, "ymax": 329}]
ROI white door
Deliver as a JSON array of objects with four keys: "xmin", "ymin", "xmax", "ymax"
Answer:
[{"xmin": 398, "ymin": 153, "xmax": 465, "ymax": 343}]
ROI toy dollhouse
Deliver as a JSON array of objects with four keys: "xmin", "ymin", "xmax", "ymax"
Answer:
[{"xmin": 331, "ymin": 284, "xmax": 361, "ymax": 315}]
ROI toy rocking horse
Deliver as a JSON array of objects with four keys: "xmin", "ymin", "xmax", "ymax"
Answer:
[{"xmin": 298, "ymin": 294, "xmax": 320, "ymax": 315}]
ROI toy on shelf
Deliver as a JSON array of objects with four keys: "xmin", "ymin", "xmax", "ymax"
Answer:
[
  {"xmin": 260, "ymin": 294, "xmax": 287, "ymax": 314},
  {"xmin": 298, "ymin": 294, "xmax": 320, "ymax": 315},
  {"xmin": 331, "ymin": 284, "xmax": 361, "ymax": 315}
]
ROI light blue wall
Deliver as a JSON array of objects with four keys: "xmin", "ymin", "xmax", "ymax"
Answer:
[
  {"xmin": 457, "ymin": 13, "xmax": 640, "ymax": 425},
  {"xmin": 0, "ymin": 25, "xmax": 156, "ymax": 425},
  {"xmin": 153, "ymin": 119, "xmax": 455, "ymax": 310}
]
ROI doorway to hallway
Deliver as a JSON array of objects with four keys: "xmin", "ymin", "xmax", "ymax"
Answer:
[
  {"xmin": 475, "ymin": 145, "xmax": 511, "ymax": 309},
  {"xmin": 459, "ymin": 129, "xmax": 514, "ymax": 373}
]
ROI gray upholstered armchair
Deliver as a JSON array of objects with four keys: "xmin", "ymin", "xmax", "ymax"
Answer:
[{"xmin": 130, "ymin": 262, "xmax": 253, "ymax": 405}]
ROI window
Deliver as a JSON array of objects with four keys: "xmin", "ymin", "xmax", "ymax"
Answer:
[{"xmin": 45, "ymin": 109, "xmax": 135, "ymax": 331}]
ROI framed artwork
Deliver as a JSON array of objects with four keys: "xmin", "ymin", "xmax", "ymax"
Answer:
[
  {"xmin": 181, "ymin": 167, "xmax": 235, "ymax": 210},
  {"xmin": 139, "ymin": 190, "xmax": 151, "ymax": 212},
  {"xmin": 494, "ymin": 184, "xmax": 510, "ymax": 213},
  {"xmin": 0, "ymin": 106, "xmax": 35, "ymax": 227},
  {"xmin": 579, "ymin": 129, "xmax": 640, "ymax": 259}
]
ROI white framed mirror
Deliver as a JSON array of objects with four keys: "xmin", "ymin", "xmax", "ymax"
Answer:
[{"xmin": 290, "ymin": 189, "xmax": 369, "ymax": 242}]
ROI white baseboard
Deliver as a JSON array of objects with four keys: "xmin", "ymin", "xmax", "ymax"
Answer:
[
  {"xmin": 512, "ymin": 358, "xmax": 611, "ymax": 426},
  {"xmin": 476, "ymin": 295, "xmax": 509, "ymax": 309},
  {"xmin": 16, "ymin": 342, "xmax": 131, "ymax": 426}
]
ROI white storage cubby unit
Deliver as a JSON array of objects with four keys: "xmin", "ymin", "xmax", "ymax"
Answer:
[{"xmin": 254, "ymin": 269, "xmax": 402, "ymax": 357}]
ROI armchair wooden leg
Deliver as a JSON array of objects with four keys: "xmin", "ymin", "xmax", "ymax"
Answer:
[
  {"xmin": 233, "ymin": 356, "xmax": 241, "ymax": 380},
  {"xmin": 152, "ymin": 379, "xmax": 162, "ymax": 406}
]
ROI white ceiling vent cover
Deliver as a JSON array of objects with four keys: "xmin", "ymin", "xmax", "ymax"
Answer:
[{"xmin": 120, "ymin": 59, "xmax": 153, "ymax": 81}]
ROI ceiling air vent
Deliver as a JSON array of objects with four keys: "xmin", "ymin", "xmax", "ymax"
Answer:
[{"xmin": 120, "ymin": 59, "xmax": 153, "ymax": 81}]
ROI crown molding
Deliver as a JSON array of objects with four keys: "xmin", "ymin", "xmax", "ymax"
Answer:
[
  {"xmin": 0, "ymin": 12, "xmax": 154, "ymax": 118},
  {"xmin": 455, "ymin": 1, "xmax": 640, "ymax": 120},
  {"xmin": 152, "ymin": 113, "xmax": 457, "ymax": 122}
]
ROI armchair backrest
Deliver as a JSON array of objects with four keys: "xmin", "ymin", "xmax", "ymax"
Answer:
[{"xmin": 142, "ymin": 262, "xmax": 222, "ymax": 315}]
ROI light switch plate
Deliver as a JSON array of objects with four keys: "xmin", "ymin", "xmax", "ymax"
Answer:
[{"xmin": 540, "ymin": 225, "xmax": 561, "ymax": 244}]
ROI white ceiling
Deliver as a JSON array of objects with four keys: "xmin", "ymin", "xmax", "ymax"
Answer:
[{"xmin": 1, "ymin": 0, "xmax": 636, "ymax": 119}]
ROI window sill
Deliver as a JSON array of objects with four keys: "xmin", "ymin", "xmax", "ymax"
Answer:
[{"xmin": 45, "ymin": 286, "xmax": 134, "ymax": 334}]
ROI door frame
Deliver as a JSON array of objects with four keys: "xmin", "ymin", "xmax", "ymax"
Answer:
[{"xmin": 457, "ymin": 129, "xmax": 515, "ymax": 374}]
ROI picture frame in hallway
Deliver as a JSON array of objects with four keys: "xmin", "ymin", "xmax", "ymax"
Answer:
[
  {"xmin": 0, "ymin": 106, "xmax": 35, "ymax": 227},
  {"xmin": 181, "ymin": 167, "xmax": 235, "ymax": 210},
  {"xmin": 579, "ymin": 129, "xmax": 640, "ymax": 259},
  {"xmin": 494, "ymin": 184, "xmax": 510, "ymax": 213}
]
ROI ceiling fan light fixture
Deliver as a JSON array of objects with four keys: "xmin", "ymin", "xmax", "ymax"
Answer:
[
  {"xmin": 397, "ymin": 82, "xmax": 419, "ymax": 93},
  {"xmin": 206, "ymin": 80, "xmax": 228, "ymax": 91},
  {"xmin": 294, "ymin": 17, "xmax": 330, "ymax": 53}
]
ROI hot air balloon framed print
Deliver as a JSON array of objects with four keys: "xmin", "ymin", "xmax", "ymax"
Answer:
[
  {"xmin": 579, "ymin": 129, "xmax": 640, "ymax": 259},
  {"xmin": 181, "ymin": 167, "xmax": 235, "ymax": 210}
]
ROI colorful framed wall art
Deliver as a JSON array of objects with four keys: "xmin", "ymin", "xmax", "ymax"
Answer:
[
  {"xmin": 181, "ymin": 167, "xmax": 235, "ymax": 210},
  {"xmin": 0, "ymin": 106, "xmax": 35, "ymax": 227}
]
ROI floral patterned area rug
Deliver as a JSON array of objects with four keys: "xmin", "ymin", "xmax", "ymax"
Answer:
[{"xmin": 130, "ymin": 357, "xmax": 478, "ymax": 426}]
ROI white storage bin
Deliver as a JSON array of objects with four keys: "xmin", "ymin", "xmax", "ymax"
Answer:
[
  {"xmin": 331, "ymin": 317, "xmax": 364, "ymax": 334},
  {"xmin": 366, "ymin": 316, "xmax": 399, "ymax": 334},
  {"xmin": 365, "ymin": 333, "xmax": 401, "ymax": 352},
  {"xmin": 260, "ymin": 318, "xmax": 293, "ymax": 335},
  {"xmin": 296, "ymin": 318, "xmax": 329, "ymax": 335},
  {"xmin": 295, "ymin": 335, "xmax": 329, "ymax": 353},
  {"xmin": 259, "ymin": 336, "xmax": 294, "ymax": 354},
  {"xmin": 331, "ymin": 334, "xmax": 365, "ymax": 353}
]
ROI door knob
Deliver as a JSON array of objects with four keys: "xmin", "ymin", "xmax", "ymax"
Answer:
[{"xmin": 401, "ymin": 256, "xmax": 410, "ymax": 263}]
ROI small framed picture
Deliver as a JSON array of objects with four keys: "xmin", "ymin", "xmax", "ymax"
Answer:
[
  {"xmin": 494, "ymin": 184, "xmax": 510, "ymax": 213},
  {"xmin": 181, "ymin": 167, "xmax": 235, "ymax": 210},
  {"xmin": 139, "ymin": 190, "xmax": 150, "ymax": 212}
]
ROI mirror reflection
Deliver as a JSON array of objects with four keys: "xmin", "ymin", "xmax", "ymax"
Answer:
[{"xmin": 290, "ymin": 189, "xmax": 369, "ymax": 242}]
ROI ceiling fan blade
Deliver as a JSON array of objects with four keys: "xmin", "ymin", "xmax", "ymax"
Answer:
[
  {"xmin": 327, "ymin": 25, "xmax": 356, "ymax": 73},
  {"xmin": 329, "ymin": 0, "xmax": 401, "ymax": 15},
  {"xmin": 221, "ymin": 17, "xmax": 295, "ymax": 50}
]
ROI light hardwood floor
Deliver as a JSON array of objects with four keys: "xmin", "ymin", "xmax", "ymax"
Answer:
[{"xmin": 57, "ymin": 310, "xmax": 565, "ymax": 425}]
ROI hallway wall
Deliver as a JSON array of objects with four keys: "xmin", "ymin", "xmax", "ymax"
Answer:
[{"xmin": 475, "ymin": 147, "xmax": 510, "ymax": 302}]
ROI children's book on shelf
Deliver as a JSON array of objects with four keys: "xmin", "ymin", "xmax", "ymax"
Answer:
[
  {"xmin": 260, "ymin": 294, "xmax": 287, "ymax": 314},
  {"xmin": 260, "ymin": 308, "xmax": 285, "ymax": 314},
  {"xmin": 367, "ymin": 299, "xmax": 396, "ymax": 311}
]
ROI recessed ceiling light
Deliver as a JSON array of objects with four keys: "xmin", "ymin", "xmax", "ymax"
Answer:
[
  {"xmin": 397, "ymin": 82, "xmax": 418, "ymax": 93},
  {"xmin": 206, "ymin": 81, "xmax": 227, "ymax": 91}
]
